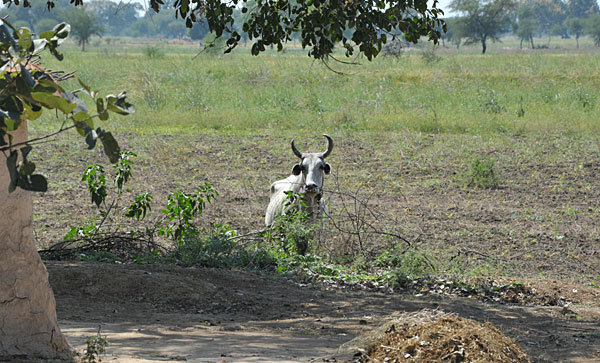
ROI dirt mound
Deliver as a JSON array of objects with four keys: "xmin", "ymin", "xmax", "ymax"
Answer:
[{"xmin": 342, "ymin": 309, "xmax": 530, "ymax": 362}]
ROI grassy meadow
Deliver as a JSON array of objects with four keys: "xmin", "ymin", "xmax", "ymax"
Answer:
[
  {"xmin": 36, "ymin": 37, "xmax": 600, "ymax": 136},
  {"xmin": 30, "ymin": 38, "xmax": 600, "ymax": 284}
]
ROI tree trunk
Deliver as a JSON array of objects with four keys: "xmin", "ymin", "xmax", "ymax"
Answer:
[
  {"xmin": 520, "ymin": 39, "xmax": 523, "ymax": 49},
  {"xmin": 481, "ymin": 37, "xmax": 487, "ymax": 54},
  {"xmin": 530, "ymin": 36, "xmax": 535, "ymax": 49},
  {"xmin": 0, "ymin": 122, "xmax": 72, "ymax": 360},
  {"xmin": 576, "ymin": 36, "xmax": 579, "ymax": 48}
]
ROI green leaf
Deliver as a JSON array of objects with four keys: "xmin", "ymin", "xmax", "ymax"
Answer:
[
  {"xmin": 18, "ymin": 174, "xmax": 48, "ymax": 192},
  {"xmin": 0, "ymin": 96, "xmax": 25, "ymax": 124},
  {"xmin": 19, "ymin": 160, "xmax": 36, "ymax": 176},
  {"xmin": 20, "ymin": 65, "xmax": 35, "ymax": 88},
  {"xmin": 0, "ymin": 22, "xmax": 17, "ymax": 47},
  {"xmin": 96, "ymin": 98, "xmax": 109, "ymax": 120},
  {"xmin": 74, "ymin": 118, "xmax": 93, "ymax": 137},
  {"xmin": 6, "ymin": 151, "xmax": 18, "ymax": 193},
  {"xmin": 62, "ymin": 91, "xmax": 88, "ymax": 113},
  {"xmin": 31, "ymin": 92, "xmax": 76, "ymax": 114},
  {"xmin": 78, "ymin": 78, "xmax": 97, "ymax": 98},
  {"xmin": 39, "ymin": 30, "xmax": 54, "ymax": 41},
  {"xmin": 85, "ymin": 129, "xmax": 98, "ymax": 150},
  {"xmin": 52, "ymin": 22, "xmax": 70, "ymax": 42},
  {"xmin": 72, "ymin": 111, "xmax": 90, "ymax": 123},
  {"xmin": 16, "ymin": 28, "xmax": 33, "ymax": 53},
  {"xmin": 23, "ymin": 102, "xmax": 43, "ymax": 121},
  {"xmin": 98, "ymin": 130, "xmax": 120, "ymax": 163},
  {"xmin": 19, "ymin": 145, "xmax": 32, "ymax": 159},
  {"xmin": 106, "ymin": 92, "xmax": 135, "ymax": 115}
]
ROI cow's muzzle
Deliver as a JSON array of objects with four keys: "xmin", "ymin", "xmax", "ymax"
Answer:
[{"xmin": 305, "ymin": 183, "xmax": 320, "ymax": 193}]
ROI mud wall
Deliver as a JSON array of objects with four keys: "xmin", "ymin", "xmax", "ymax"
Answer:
[{"xmin": 0, "ymin": 123, "xmax": 71, "ymax": 358}]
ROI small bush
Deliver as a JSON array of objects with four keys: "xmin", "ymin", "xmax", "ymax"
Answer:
[
  {"xmin": 376, "ymin": 250, "xmax": 434, "ymax": 286},
  {"xmin": 466, "ymin": 157, "xmax": 501, "ymax": 189},
  {"xmin": 80, "ymin": 250, "xmax": 121, "ymax": 263},
  {"xmin": 268, "ymin": 193, "xmax": 317, "ymax": 256},
  {"xmin": 170, "ymin": 227, "xmax": 277, "ymax": 270},
  {"xmin": 83, "ymin": 326, "xmax": 108, "ymax": 363},
  {"xmin": 572, "ymin": 85, "xmax": 594, "ymax": 111},
  {"xmin": 420, "ymin": 47, "xmax": 441, "ymax": 64},
  {"xmin": 143, "ymin": 44, "xmax": 164, "ymax": 59},
  {"xmin": 140, "ymin": 71, "xmax": 167, "ymax": 110},
  {"xmin": 478, "ymin": 89, "xmax": 505, "ymax": 114}
]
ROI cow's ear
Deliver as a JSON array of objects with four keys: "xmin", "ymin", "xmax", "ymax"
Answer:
[
  {"xmin": 323, "ymin": 163, "xmax": 331, "ymax": 175},
  {"xmin": 292, "ymin": 164, "xmax": 303, "ymax": 175}
]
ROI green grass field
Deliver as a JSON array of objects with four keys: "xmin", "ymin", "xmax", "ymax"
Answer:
[
  {"xmin": 30, "ymin": 38, "xmax": 600, "ymax": 283},
  {"xmin": 35, "ymin": 37, "xmax": 600, "ymax": 137}
]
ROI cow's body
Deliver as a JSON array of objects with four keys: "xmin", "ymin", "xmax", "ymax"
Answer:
[{"xmin": 265, "ymin": 135, "xmax": 333, "ymax": 226}]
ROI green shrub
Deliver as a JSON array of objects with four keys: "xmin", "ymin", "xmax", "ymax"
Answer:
[
  {"xmin": 466, "ymin": 157, "xmax": 501, "ymax": 189},
  {"xmin": 478, "ymin": 89, "xmax": 505, "ymax": 114},
  {"xmin": 268, "ymin": 193, "xmax": 316, "ymax": 256},
  {"xmin": 83, "ymin": 326, "xmax": 108, "ymax": 363},
  {"xmin": 420, "ymin": 47, "xmax": 441, "ymax": 64},
  {"xmin": 170, "ymin": 226, "xmax": 276, "ymax": 270},
  {"xmin": 143, "ymin": 44, "xmax": 164, "ymax": 58}
]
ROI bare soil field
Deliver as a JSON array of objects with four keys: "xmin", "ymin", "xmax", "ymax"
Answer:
[
  {"xmin": 33, "ymin": 132, "xmax": 600, "ymax": 279},
  {"xmin": 48, "ymin": 261, "xmax": 600, "ymax": 362}
]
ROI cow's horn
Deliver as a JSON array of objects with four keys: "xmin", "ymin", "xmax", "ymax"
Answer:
[
  {"xmin": 320, "ymin": 134, "xmax": 333, "ymax": 159},
  {"xmin": 291, "ymin": 139, "xmax": 303, "ymax": 159}
]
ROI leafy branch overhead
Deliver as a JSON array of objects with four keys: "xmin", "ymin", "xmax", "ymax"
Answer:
[
  {"xmin": 0, "ymin": 19, "xmax": 134, "ymax": 193},
  {"xmin": 29, "ymin": 0, "xmax": 445, "ymax": 60}
]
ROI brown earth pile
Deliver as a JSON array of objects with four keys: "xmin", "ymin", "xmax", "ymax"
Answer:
[{"xmin": 351, "ymin": 309, "xmax": 530, "ymax": 362}]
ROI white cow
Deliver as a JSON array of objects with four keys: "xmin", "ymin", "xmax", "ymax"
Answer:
[{"xmin": 265, "ymin": 134, "xmax": 333, "ymax": 226}]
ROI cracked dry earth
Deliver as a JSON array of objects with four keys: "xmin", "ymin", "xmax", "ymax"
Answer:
[{"xmin": 47, "ymin": 261, "xmax": 600, "ymax": 362}]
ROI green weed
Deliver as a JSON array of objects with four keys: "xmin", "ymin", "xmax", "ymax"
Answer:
[
  {"xmin": 466, "ymin": 157, "xmax": 501, "ymax": 189},
  {"xmin": 143, "ymin": 44, "xmax": 165, "ymax": 59},
  {"xmin": 83, "ymin": 326, "xmax": 108, "ymax": 363},
  {"xmin": 478, "ymin": 89, "xmax": 505, "ymax": 114},
  {"xmin": 169, "ymin": 226, "xmax": 276, "ymax": 270}
]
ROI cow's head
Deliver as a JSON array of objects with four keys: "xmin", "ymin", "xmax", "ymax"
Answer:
[{"xmin": 290, "ymin": 134, "xmax": 333, "ymax": 195}]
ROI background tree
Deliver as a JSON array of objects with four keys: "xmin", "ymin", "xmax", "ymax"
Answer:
[
  {"xmin": 566, "ymin": 17, "xmax": 585, "ymax": 47},
  {"xmin": 450, "ymin": 0, "xmax": 518, "ymax": 54},
  {"xmin": 61, "ymin": 6, "xmax": 104, "ymax": 51},
  {"xmin": 586, "ymin": 13, "xmax": 600, "ymax": 46},
  {"xmin": 189, "ymin": 20, "xmax": 210, "ymax": 41},
  {"xmin": 168, "ymin": 21, "xmax": 187, "ymax": 39},
  {"xmin": 548, "ymin": 23, "xmax": 567, "ymax": 45},
  {"xmin": 88, "ymin": 0, "xmax": 142, "ymax": 36},
  {"xmin": 516, "ymin": 4, "xmax": 538, "ymax": 49},
  {"xmin": 530, "ymin": 0, "xmax": 567, "ymax": 35},
  {"xmin": 34, "ymin": 17, "xmax": 59, "ymax": 33},
  {"xmin": 444, "ymin": 17, "xmax": 468, "ymax": 48},
  {"xmin": 567, "ymin": 0, "xmax": 599, "ymax": 18}
]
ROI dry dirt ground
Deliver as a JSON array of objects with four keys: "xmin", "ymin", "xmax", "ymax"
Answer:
[
  {"xmin": 48, "ymin": 261, "xmax": 600, "ymax": 362},
  {"xmin": 32, "ymin": 132, "xmax": 600, "ymax": 280}
]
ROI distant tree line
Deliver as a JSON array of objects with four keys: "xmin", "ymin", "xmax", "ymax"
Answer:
[
  {"xmin": 0, "ymin": 0, "xmax": 213, "ymax": 46},
  {"xmin": 5, "ymin": 0, "xmax": 600, "ymax": 53},
  {"xmin": 443, "ymin": 0, "xmax": 600, "ymax": 53}
]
